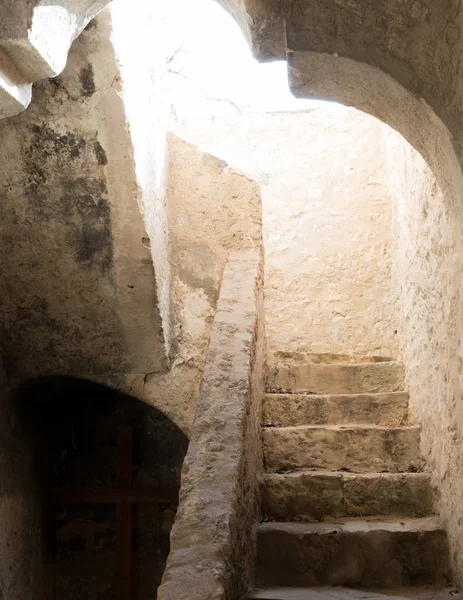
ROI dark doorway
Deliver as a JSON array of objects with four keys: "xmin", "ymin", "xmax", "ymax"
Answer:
[{"xmin": 15, "ymin": 377, "xmax": 188, "ymax": 600}]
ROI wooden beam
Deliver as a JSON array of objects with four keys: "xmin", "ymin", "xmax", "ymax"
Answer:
[
  {"xmin": 50, "ymin": 425, "xmax": 179, "ymax": 598},
  {"xmin": 51, "ymin": 487, "xmax": 179, "ymax": 504}
]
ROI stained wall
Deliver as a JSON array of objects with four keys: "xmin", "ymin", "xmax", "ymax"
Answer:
[
  {"xmin": 0, "ymin": 10, "xmax": 168, "ymax": 393},
  {"xmin": 0, "ymin": 9, "xmax": 171, "ymax": 597}
]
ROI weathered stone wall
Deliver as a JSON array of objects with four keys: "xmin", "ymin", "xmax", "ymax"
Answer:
[
  {"xmin": 143, "ymin": 134, "xmax": 263, "ymax": 433},
  {"xmin": 0, "ymin": 0, "xmax": 111, "ymax": 120},
  {"xmin": 386, "ymin": 131, "xmax": 463, "ymax": 583},
  {"xmin": 0, "ymin": 10, "xmax": 168, "ymax": 393},
  {"xmin": 110, "ymin": 0, "xmax": 173, "ymax": 356},
  {"xmin": 0, "ymin": 13, "xmax": 174, "ymax": 596},
  {"xmin": 176, "ymin": 108, "xmax": 398, "ymax": 360},
  {"xmin": 158, "ymin": 249, "xmax": 264, "ymax": 600},
  {"xmin": 219, "ymin": 0, "xmax": 463, "ymax": 173}
]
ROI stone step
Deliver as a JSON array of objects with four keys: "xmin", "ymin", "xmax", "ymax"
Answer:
[
  {"xmin": 257, "ymin": 518, "xmax": 450, "ymax": 588},
  {"xmin": 262, "ymin": 471, "xmax": 433, "ymax": 520},
  {"xmin": 249, "ymin": 588, "xmax": 423, "ymax": 600},
  {"xmin": 263, "ymin": 392, "xmax": 409, "ymax": 427},
  {"xmin": 262, "ymin": 425, "xmax": 421, "ymax": 473},
  {"xmin": 267, "ymin": 361, "xmax": 404, "ymax": 395},
  {"xmin": 249, "ymin": 587, "xmax": 449, "ymax": 600}
]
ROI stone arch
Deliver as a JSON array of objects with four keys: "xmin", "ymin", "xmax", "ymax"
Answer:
[
  {"xmin": 281, "ymin": 52, "xmax": 463, "ymax": 582},
  {"xmin": 195, "ymin": 2, "xmax": 463, "ymax": 581},
  {"xmin": 286, "ymin": 52, "xmax": 463, "ymax": 210},
  {"xmin": 213, "ymin": 1, "xmax": 463, "ymax": 188},
  {"xmin": 10, "ymin": 375, "xmax": 188, "ymax": 598}
]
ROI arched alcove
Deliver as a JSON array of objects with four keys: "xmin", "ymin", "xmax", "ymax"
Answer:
[{"xmin": 13, "ymin": 377, "xmax": 188, "ymax": 599}]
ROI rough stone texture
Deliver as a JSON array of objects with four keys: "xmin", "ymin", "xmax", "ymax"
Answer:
[
  {"xmin": 263, "ymin": 392, "xmax": 409, "ymax": 427},
  {"xmin": 158, "ymin": 250, "xmax": 264, "ymax": 600},
  {"xmin": 258, "ymin": 342, "xmax": 448, "ymax": 592},
  {"xmin": 263, "ymin": 425, "xmax": 421, "ymax": 474},
  {"xmin": 385, "ymin": 129, "xmax": 463, "ymax": 583},
  {"xmin": 251, "ymin": 589, "xmax": 458, "ymax": 600},
  {"xmin": 267, "ymin": 361, "xmax": 404, "ymax": 395},
  {"xmin": 175, "ymin": 109, "xmax": 398, "ymax": 360},
  {"xmin": 0, "ymin": 11, "xmax": 169, "ymax": 391},
  {"xmin": 262, "ymin": 472, "xmax": 433, "ymax": 521},
  {"xmin": 143, "ymin": 134, "xmax": 263, "ymax": 433},
  {"xmin": 110, "ymin": 0, "xmax": 173, "ymax": 356},
  {"xmin": 257, "ymin": 518, "xmax": 450, "ymax": 588},
  {"xmin": 216, "ymin": 0, "xmax": 286, "ymax": 60},
  {"xmin": 282, "ymin": 51, "xmax": 463, "ymax": 591},
  {"xmin": 219, "ymin": 0, "xmax": 463, "ymax": 169},
  {"xmin": 279, "ymin": 35, "xmax": 463, "ymax": 588},
  {"xmin": 211, "ymin": 19, "xmax": 463, "ymax": 589},
  {"xmin": 0, "ymin": 0, "xmax": 111, "ymax": 119}
]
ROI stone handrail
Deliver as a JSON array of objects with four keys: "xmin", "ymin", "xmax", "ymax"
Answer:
[{"xmin": 158, "ymin": 249, "xmax": 265, "ymax": 600}]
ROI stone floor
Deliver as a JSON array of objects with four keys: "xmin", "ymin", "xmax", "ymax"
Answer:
[{"xmin": 251, "ymin": 588, "xmax": 460, "ymax": 600}]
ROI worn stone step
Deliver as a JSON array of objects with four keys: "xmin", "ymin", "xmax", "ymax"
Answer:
[
  {"xmin": 263, "ymin": 392, "xmax": 409, "ymax": 427},
  {"xmin": 267, "ymin": 361, "xmax": 404, "ymax": 394},
  {"xmin": 249, "ymin": 588, "xmax": 428, "ymax": 600},
  {"xmin": 262, "ymin": 471, "xmax": 433, "ymax": 520},
  {"xmin": 257, "ymin": 518, "xmax": 450, "ymax": 588},
  {"xmin": 262, "ymin": 425, "xmax": 421, "ymax": 473},
  {"xmin": 249, "ymin": 587, "xmax": 451, "ymax": 600}
]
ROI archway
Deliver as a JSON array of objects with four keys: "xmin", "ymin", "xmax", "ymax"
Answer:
[
  {"xmin": 14, "ymin": 376, "xmax": 188, "ymax": 599},
  {"xmin": 161, "ymin": 0, "xmax": 463, "ymax": 585}
]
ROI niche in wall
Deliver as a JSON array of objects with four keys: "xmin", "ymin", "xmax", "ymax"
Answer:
[{"xmin": 15, "ymin": 377, "xmax": 188, "ymax": 600}]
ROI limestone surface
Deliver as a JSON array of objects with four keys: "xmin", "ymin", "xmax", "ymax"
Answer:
[
  {"xmin": 263, "ymin": 392, "xmax": 409, "ymax": 427},
  {"xmin": 257, "ymin": 351, "xmax": 448, "ymax": 594},
  {"xmin": 267, "ymin": 361, "xmax": 405, "ymax": 395},
  {"xmin": 263, "ymin": 424, "xmax": 421, "ymax": 474},
  {"xmin": 176, "ymin": 109, "xmax": 399, "ymax": 361},
  {"xmin": 257, "ymin": 518, "xmax": 450, "ymax": 588},
  {"xmin": 262, "ymin": 471, "xmax": 433, "ymax": 521},
  {"xmin": 0, "ymin": 1, "xmax": 110, "ymax": 119},
  {"xmin": 158, "ymin": 250, "xmax": 264, "ymax": 600}
]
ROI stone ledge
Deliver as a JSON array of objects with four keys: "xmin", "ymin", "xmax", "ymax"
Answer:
[{"xmin": 158, "ymin": 249, "xmax": 264, "ymax": 600}]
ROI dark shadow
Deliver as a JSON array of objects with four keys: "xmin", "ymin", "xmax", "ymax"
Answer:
[{"xmin": 13, "ymin": 376, "xmax": 188, "ymax": 600}]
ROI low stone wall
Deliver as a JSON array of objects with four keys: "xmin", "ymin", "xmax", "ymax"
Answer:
[
  {"xmin": 143, "ymin": 134, "xmax": 263, "ymax": 434},
  {"xmin": 158, "ymin": 249, "xmax": 264, "ymax": 600}
]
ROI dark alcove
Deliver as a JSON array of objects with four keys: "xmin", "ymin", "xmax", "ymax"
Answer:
[{"xmin": 15, "ymin": 376, "xmax": 188, "ymax": 600}]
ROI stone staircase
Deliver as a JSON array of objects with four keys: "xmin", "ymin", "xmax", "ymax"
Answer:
[{"xmin": 252, "ymin": 357, "xmax": 451, "ymax": 598}]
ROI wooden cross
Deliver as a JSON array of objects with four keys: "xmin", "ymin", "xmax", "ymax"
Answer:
[{"xmin": 52, "ymin": 426, "xmax": 179, "ymax": 600}]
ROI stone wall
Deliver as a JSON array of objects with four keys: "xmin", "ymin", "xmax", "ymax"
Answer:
[
  {"xmin": 110, "ymin": 0, "xmax": 173, "ymax": 356},
  {"xmin": 0, "ymin": 363, "xmax": 50, "ymax": 599},
  {"xmin": 143, "ymin": 134, "xmax": 263, "ymax": 433},
  {"xmin": 0, "ymin": 0, "xmax": 111, "ymax": 121},
  {"xmin": 176, "ymin": 108, "xmax": 398, "ymax": 361},
  {"xmin": 0, "ymin": 11, "xmax": 174, "ymax": 597},
  {"xmin": 386, "ymin": 131, "xmax": 463, "ymax": 583},
  {"xmin": 158, "ymin": 249, "xmax": 264, "ymax": 600}
]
